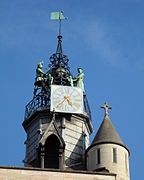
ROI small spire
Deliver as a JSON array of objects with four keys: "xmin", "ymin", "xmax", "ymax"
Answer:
[
  {"xmin": 49, "ymin": 11, "xmax": 71, "ymax": 85},
  {"xmin": 91, "ymin": 103, "xmax": 125, "ymax": 148},
  {"xmin": 50, "ymin": 11, "xmax": 67, "ymax": 58},
  {"xmin": 101, "ymin": 102, "xmax": 112, "ymax": 116},
  {"xmin": 56, "ymin": 35, "xmax": 63, "ymax": 64}
]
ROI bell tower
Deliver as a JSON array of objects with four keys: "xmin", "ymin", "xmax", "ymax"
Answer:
[{"xmin": 22, "ymin": 11, "xmax": 93, "ymax": 170}]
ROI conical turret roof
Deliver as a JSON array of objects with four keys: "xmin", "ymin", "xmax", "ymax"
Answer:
[{"xmin": 92, "ymin": 114, "xmax": 125, "ymax": 147}]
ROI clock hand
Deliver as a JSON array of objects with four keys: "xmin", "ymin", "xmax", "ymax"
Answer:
[
  {"xmin": 65, "ymin": 96, "xmax": 72, "ymax": 106},
  {"xmin": 56, "ymin": 96, "xmax": 73, "ymax": 108},
  {"xmin": 68, "ymin": 101, "xmax": 72, "ymax": 106},
  {"xmin": 56, "ymin": 98, "xmax": 66, "ymax": 108}
]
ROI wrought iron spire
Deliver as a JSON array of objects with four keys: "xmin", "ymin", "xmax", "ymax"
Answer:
[
  {"xmin": 48, "ymin": 12, "xmax": 71, "ymax": 85},
  {"xmin": 56, "ymin": 35, "xmax": 63, "ymax": 65},
  {"xmin": 48, "ymin": 35, "xmax": 71, "ymax": 85}
]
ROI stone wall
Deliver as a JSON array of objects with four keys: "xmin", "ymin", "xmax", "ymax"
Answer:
[
  {"xmin": 25, "ymin": 117, "xmax": 40, "ymax": 163},
  {"xmin": 0, "ymin": 166, "xmax": 116, "ymax": 180},
  {"xmin": 63, "ymin": 115, "xmax": 90, "ymax": 167}
]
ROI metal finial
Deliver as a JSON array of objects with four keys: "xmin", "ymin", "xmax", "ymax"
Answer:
[
  {"xmin": 101, "ymin": 102, "xmax": 112, "ymax": 116},
  {"xmin": 56, "ymin": 35, "xmax": 63, "ymax": 62}
]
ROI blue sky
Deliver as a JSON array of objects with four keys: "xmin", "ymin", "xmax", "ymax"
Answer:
[{"xmin": 0, "ymin": 0, "xmax": 143, "ymax": 179}]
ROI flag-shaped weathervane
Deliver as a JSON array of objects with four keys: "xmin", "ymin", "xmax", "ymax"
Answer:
[{"xmin": 50, "ymin": 11, "xmax": 67, "ymax": 36}]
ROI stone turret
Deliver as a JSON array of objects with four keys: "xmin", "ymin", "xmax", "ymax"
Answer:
[{"xmin": 86, "ymin": 102, "xmax": 130, "ymax": 180}]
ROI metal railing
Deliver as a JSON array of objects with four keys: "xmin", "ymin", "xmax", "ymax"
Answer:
[
  {"xmin": 24, "ymin": 92, "xmax": 92, "ymax": 121},
  {"xmin": 24, "ymin": 92, "xmax": 50, "ymax": 119}
]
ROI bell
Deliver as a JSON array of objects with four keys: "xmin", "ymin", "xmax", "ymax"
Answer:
[{"xmin": 56, "ymin": 67, "xmax": 66, "ymax": 78}]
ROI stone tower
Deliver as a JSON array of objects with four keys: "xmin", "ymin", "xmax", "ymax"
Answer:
[
  {"xmin": 86, "ymin": 102, "xmax": 130, "ymax": 180},
  {"xmin": 22, "ymin": 34, "xmax": 93, "ymax": 170}
]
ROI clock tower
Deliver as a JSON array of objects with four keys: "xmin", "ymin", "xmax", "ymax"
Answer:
[{"xmin": 22, "ymin": 31, "xmax": 93, "ymax": 169}]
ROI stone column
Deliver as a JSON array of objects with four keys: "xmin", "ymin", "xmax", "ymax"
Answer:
[
  {"xmin": 62, "ymin": 117, "xmax": 66, "ymax": 129},
  {"xmin": 40, "ymin": 146, "xmax": 45, "ymax": 168},
  {"xmin": 59, "ymin": 147, "xmax": 64, "ymax": 169}
]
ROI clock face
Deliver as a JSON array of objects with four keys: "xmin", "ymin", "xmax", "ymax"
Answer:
[{"xmin": 50, "ymin": 85, "xmax": 83, "ymax": 114}]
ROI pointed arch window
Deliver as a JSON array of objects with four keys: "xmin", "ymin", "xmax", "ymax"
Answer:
[{"xmin": 44, "ymin": 134, "xmax": 61, "ymax": 169}]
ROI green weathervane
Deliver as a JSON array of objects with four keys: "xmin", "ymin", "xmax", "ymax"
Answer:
[{"xmin": 50, "ymin": 11, "xmax": 67, "ymax": 36}]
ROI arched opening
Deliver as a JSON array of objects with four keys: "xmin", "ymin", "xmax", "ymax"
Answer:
[{"xmin": 44, "ymin": 134, "xmax": 60, "ymax": 168}]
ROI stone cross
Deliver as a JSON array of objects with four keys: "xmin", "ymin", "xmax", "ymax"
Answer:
[{"xmin": 101, "ymin": 102, "xmax": 112, "ymax": 116}]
